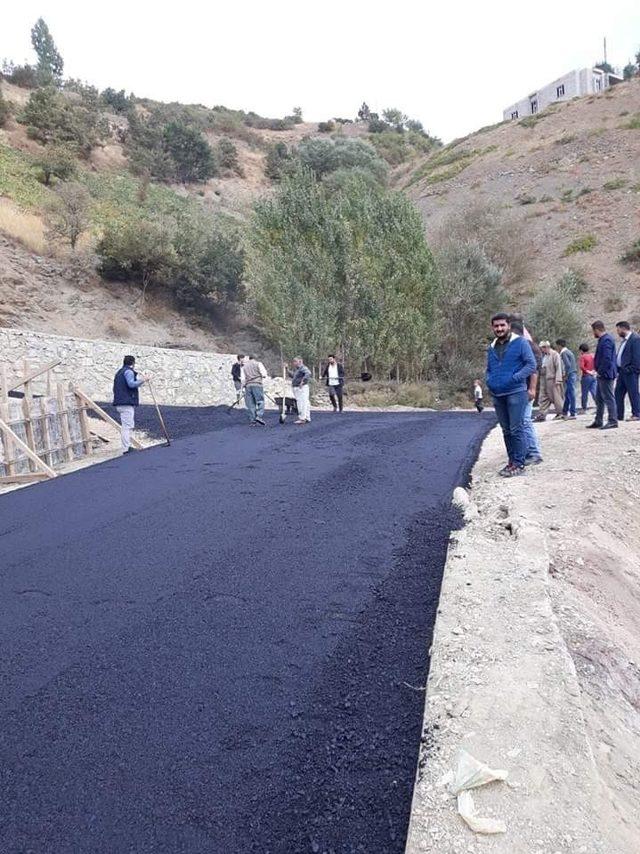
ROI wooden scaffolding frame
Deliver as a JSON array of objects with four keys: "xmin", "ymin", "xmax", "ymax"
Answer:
[{"xmin": 0, "ymin": 359, "xmax": 142, "ymax": 485}]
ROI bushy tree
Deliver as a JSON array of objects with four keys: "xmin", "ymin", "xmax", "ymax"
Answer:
[
  {"xmin": 2, "ymin": 62, "xmax": 38, "ymax": 88},
  {"xmin": 526, "ymin": 273, "xmax": 585, "ymax": 347},
  {"xmin": 162, "ymin": 121, "xmax": 216, "ymax": 183},
  {"xmin": 382, "ymin": 107, "xmax": 408, "ymax": 132},
  {"xmin": 44, "ymin": 182, "xmax": 90, "ymax": 249},
  {"xmin": 265, "ymin": 141, "xmax": 291, "ymax": 181},
  {"xmin": 22, "ymin": 87, "xmax": 107, "ymax": 155},
  {"xmin": 31, "ymin": 18, "xmax": 64, "ymax": 85},
  {"xmin": 101, "ymin": 87, "xmax": 132, "ymax": 113},
  {"xmin": 34, "ymin": 142, "xmax": 77, "ymax": 184},
  {"xmin": 432, "ymin": 241, "xmax": 507, "ymax": 389},
  {"xmin": 292, "ymin": 106, "xmax": 303, "ymax": 123},
  {"xmin": 216, "ymin": 137, "xmax": 242, "ymax": 175},
  {"xmin": 357, "ymin": 102, "xmax": 371, "ymax": 121},
  {"xmin": 623, "ymin": 63, "xmax": 637, "ymax": 81},
  {"xmin": 97, "ymin": 215, "xmax": 177, "ymax": 300},
  {"xmin": 247, "ymin": 167, "xmax": 435, "ymax": 376},
  {"xmin": 0, "ymin": 88, "xmax": 9, "ymax": 128},
  {"xmin": 297, "ymin": 137, "xmax": 387, "ymax": 184}
]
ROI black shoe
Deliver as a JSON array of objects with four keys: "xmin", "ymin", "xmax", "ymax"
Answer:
[
  {"xmin": 586, "ymin": 422, "xmax": 602, "ymax": 429},
  {"xmin": 255, "ymin": 418, "xmax": 266, "ymax": 426},
  {"xmin": 600, "ymin": 422, "xmax": 618, "ymax": 430}
]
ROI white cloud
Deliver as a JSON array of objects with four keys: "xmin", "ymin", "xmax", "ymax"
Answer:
[{"xmin": 2, "ymin": 0, "xmax": 638, "ymax": 141}]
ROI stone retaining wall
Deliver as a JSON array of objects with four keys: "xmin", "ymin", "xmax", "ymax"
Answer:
[{"xmin": 0, "ymin": 327, "xmax": 282, "ymax": 406}]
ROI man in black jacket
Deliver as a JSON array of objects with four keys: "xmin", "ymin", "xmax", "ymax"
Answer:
[
  {"xmin": 322, "ymin": 355, "xmax": 345, "ymax": 412},
  {"xmin": 614, "ymin": 321, "xmax": 640, "ymax": 421},
  {"xmin": 231, "ymin": 355, "xmax": 245, "ymax": 404}
]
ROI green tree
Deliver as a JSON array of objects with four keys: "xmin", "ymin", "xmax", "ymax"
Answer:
[
  {"xmin": 297, "ymin": 137, "xmax": 387, "ymax": 184},
  {"xmin": 382, "ymin": 107, "xmax": 408, "ymax": 132},
  {"xmin": 292, "ymin": 106, "xmax": 303, "ymax": 123},
  {"xmin": 432, "ymin": 240, "xmax": 507, "ymax": 390},
  {"xmin": 623, "ymin": 62, "xmax": 637, "ymax": 81},
  {"xmin": 216, "ymin": 137, "xmax": 242, "ymax": 175},
  {"xmin": 44, "ymin": 182, "xmax": 90, "ymax": 250},
  {"xmin": 34, "ymin": 142, "xmax": 77, "ymax": 185},
  {"xmin": 97, "ymin": 215, "xmax": 177, "ymax": 301},
  {"xmin": 31, "ymin": 18, "xmax": 64, "ymax": 85},
  {"xmin": 22, "ymin": 87, "xmax": 107, "ymax": 155},
  {"xmin": 265, "ymin": 141, "xmax": 291, "ymax": 181},
  {"xmin": 526, "ymin": 272, "xmax": 584, "ymax": 347},
  {"xmin": 357, "ymin": 102, "xmax": 371, "ymax": 121},
  {"xmin": 247, "ymin": 168, "xmax": 435, "ymax": 376},
  {"xmin": 162, "ymin": 121, "xmax": 216, "ymax": 183}
]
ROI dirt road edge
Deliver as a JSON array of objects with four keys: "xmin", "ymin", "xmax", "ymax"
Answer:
[{"xmin": 405, "ymin": 427, "xmax": 609, "ymax": 854}]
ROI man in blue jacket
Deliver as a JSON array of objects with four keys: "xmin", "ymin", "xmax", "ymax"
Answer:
[
  {"xmin": 614, "ymin": 321, "xmax": 640, "ymax": 421},
  {"xmin": 113, "ymin": 355, "xmax": 147, "ymax": 453},
  {"xmin": 587, "ymin": 321, "xmax": 618, "ymax": 429},
  {"xmin": 486, "ymin": 313, "xmax": 537, "ymax": 476}
]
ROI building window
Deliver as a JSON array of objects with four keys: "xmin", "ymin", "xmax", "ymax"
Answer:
[
  {"xmin": 511, "ymin": 110, "xmax": 519, "ymax": 119},
  {"xmin": 594, "ymin": 76, "xmax": 602, "ymax": 91},
  {"xmin": 530, "ymin": 99, "xmax": 538, "ymax": 114},
  {"xmin": 556, "ymin": 84, "xmax": 565, "ymax": 97}
]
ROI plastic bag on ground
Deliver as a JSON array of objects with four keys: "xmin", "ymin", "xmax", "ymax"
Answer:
[
  {"xmin": 449, "ymin": 748, "xmax": 508, "ymax": 795},
  {"xmin": 457, "ymin": 791, "xmax": 506, "ymax": 835}
]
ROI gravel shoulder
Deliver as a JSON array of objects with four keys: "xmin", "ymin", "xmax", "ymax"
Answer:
[{"xmin": 406, "ymin": 419, "xmax": 640, "ymax": 854}]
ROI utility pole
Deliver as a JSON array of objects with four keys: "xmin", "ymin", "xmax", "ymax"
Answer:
[{"xmin": 603, "ymin": 36, "xmax": 607, "ymax": 65}]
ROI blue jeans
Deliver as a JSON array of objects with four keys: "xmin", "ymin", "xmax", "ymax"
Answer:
[
  {"xmin": 563, "ymin": 372, "xmax": 577, "ymax": 416},
  {"xmin": 615, "ymin": 370, "xmax": 640, "ymax": 419},
  {"xmin": 524, "ymin": 400, "xmax": 542, "ymax": 459},
  {"xmin": 580, "ymin": 375, "xmax": 597, "ymax": 409},
  {"xmin": 492, "ymin": 390, "xmax": 529, "ymax": 468},
  {"xmin": 245, "ymin": 384, "xmax": 265, "ymax": 422}
]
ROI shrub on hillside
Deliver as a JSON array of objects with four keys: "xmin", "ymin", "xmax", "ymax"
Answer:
[
  {"xmin": 297, "ymin": 137, "xmax": 387, "ymax": 184},
  {"xmin": 621, "ymin": 239, "xmax": 640, "ymax": 266},
  {"xmin": 162, "ymin": 121, "xmax": 217, "ymax": 183},
  {"xmin": 369, "ymin": 131, "xmax": 410, "ymax": 164},
  {"xmin": 2, "ymin": 62, "xmax": 39, "ymax": 88},
  {"xmin": 0, "ymin": 89, "xmax": 10, "ymax": 128},
  {"xmin": 526, "ymin": 274, "xmax": 584, "ymax": 346},
  {"xmin": 317, "ymin": 120, "xmax": 335, "ymax": 133},
  {"xmin": 244, "ymin": 112, "xmax": 293, "ymax": 131},
  {"xmin": 216, "ymin": 137, "xmax": 242, "ymax": 175},
  {"xmin": 100, "ymin": 87, "xmax": 132, "ymax": 114},
  {"xmin": 21, "ymin": 87, "xmax": 107, "ymax": 155},
  {"xmin": 432, "ymin": 240, "xmax": 507, "ymax": 390},
  {"xmin": 63, "ymin": 79, "xmax": 100, "ymax": 107},
  {"xmin": 265, "ymin": 141, "xmax": 292, "ymax": 181},
  {"xmin": 33, "ymin": 142, "xmax": 77, "ymax": 185},
  {"xmin": 44, "ymin": 181, "xmax": 90, "ymax": 250},
  {"xmin": 563, "ymin": 234, "xmax": 597, "ymax": 255},
  {"xmin": 434, "ymin": 201, "xmax": 531, "ymax": 287}
]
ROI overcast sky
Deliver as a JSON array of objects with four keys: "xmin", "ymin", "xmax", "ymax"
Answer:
[{"xmin": 2, "ymin": 1, "xmax": 639, "ymax": 141}]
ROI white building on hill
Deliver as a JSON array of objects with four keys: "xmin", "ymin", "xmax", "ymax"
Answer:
[{"xmin": 503, "ymin": 66, "xmax": 623, "ymax": 120}]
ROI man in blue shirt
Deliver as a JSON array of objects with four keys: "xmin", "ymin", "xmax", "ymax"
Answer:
[
  {"xmin": 112, "ymin": 355, "xmax": 147, "ymax": 453},
  {"xmin": 486, "ymin": 312, "xmax": 537, "ymax": 477},
  {"xmin": 586, "ymin": 321, "xmax": 618, "ymax": 429}
]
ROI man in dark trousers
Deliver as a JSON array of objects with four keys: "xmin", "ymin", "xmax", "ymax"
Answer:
[
  {"xmin": 231, "ymin": 355, "xmax": 245, "ymax": 404},
  {"xmin": 556, "ymin": 338, "xmax": 578, "ymax": 419},
  {"xmin": 113, "ymin": 355, "xmax": 147, "ymax": 453},
  {"xmin": 614, "ymin": 321, "xmax": 640, "ymax": 421},
  {"xmin": 486, "ymin": 312, "xmax": 537, "ymax": 477},
  {"xmin": 587, "ymin": 321, "xmax": 618, "ymax": 430},
  {"xmin": 321, "ymin": 355, "xmax": 345, "ymax": 412}
]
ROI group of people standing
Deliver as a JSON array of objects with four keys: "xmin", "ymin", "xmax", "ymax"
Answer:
[
  {"xmin": 485, "ymin": 315, "xmax": 640, "ymax": 477},
  {"xmin": 231, "ymin": 354, "xmax": 346, "ymax": 426}
]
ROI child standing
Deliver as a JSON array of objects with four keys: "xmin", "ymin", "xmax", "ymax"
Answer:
[{"xmin": 473, "ymin": 379, "xmax": 484, "ymax": 412}]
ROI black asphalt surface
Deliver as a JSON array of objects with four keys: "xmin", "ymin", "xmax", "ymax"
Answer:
[{"xmin": 0, "ymin": 407, "xmax": 493, "ymax": 854}]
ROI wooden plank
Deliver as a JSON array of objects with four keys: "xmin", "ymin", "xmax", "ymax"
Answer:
[
  {"xmin": 39, "ymin": 397, "xmax": 54, "ymax": 468},
  {"xmin": 0, "ymin": 400, "xmax": 16, "ymax": 476},
  {"xmin": 56, "ymin": 384, "xmax": 74, "ymax": 463},
  {"xmin": 0, "ymin": 363, "xmax": 7, "ymax": 403},
  {"xmin": 8, "ymin": 360, "xmax": 62, "ymax": 393},
  {"xmin": 74, "ymin": 392, "xmax": 92, "ymax": 456},
  {"xmin": 73, "ymin": 387, "xmax": 144, "ymax": 450},
  {"xmin": 0, "ymin": 472, "xmax": 50, "ymax": 484},
  {"xmin": 0, "ymin": 417, "xmax": 57, "ymax": 478},
  {"xmin": 21, "ymin": 393, "xmax": 36, "ymax": 473}
]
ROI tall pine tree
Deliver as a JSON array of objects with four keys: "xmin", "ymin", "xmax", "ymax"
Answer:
[{"xmin": 31, "ymin": 18, "xmax": 64, "ymax": 85}]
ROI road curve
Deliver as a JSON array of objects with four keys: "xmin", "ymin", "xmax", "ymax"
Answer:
[{"xmin": 0, "ymin": 408, "xmax": 492, "ymax": 854}]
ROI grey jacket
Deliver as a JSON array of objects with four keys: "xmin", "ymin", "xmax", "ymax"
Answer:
[{"xmin": 290, "ymin": 364, "xmax": 311, "ymax": 388}]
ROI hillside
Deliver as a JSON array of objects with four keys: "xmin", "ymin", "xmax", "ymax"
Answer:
[
  {"xmin": 403, "ymin": 78, "xmax": 640, "ymax": 324},
  {"xmin": 1, "ymin": 71, "xmax": 640, "ymax": 359}
]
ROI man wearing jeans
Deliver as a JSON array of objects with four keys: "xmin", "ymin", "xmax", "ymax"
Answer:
[
  {"xmin": 587, "ymin": 321, "xmax": 618, "ymax": 430},
  {"xmin": 578, "ymin": 343, "xmax": 597, "ymax": 412},
  {"xmin": 556, "ymin": 339, "xmax": 578, "ymax": 419},
  {"xmin": 243, "ymin": 355, "xmax": 268, "ymax": 426},
  {"xmin": 486, "ymin": 313, "xmax": 536, "ymax": 477},
  {"xmin": 510, "ymin": 318, "xmax": 542, "ymax": 465},
  {"xmin": 112, "ymin": 355, "xmax": 147, "ymax": 454}
]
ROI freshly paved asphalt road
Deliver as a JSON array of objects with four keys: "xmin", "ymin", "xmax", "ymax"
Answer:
[{"xmin": 0, "ymin": 407, "xmax": 493, "ymax": 854}]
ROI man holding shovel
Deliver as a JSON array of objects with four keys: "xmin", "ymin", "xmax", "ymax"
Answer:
[{"xmin": 113, "ymin": 355, "xmax": 148, "ymax": 453}]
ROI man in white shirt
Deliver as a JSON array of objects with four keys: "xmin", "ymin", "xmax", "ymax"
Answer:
[{"xmin": 321, "ymin": 355, "xmax": 345, "ymax": 412}]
